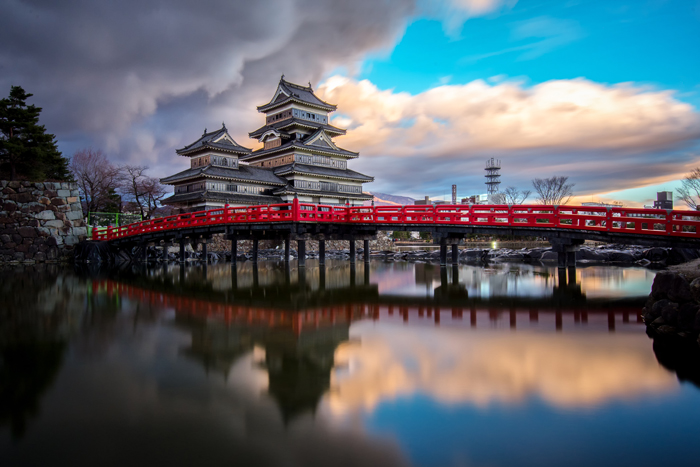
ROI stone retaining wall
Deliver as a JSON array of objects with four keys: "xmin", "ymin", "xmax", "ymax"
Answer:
[
  {"xmin": 204, "ymin": 231, "xmax": 395, "ymax": 253},
  {"xmin": 1, "ymin": 181, "xmax": 86, "ymax": 263}
]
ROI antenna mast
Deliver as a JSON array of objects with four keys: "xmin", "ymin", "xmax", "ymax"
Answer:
[{"xmin": 485, "ymin": 158, "xmax": 501, "ymax": 195}]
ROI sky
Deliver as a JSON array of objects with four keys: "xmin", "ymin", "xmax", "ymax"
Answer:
[{"xmin": 1, "ymin": 0, "xmax": 699, "ymax": 206}]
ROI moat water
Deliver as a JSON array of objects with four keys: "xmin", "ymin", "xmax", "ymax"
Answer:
[{"xmin": 1, "ymin": 261, "xmax": 699, "ymax": 467}]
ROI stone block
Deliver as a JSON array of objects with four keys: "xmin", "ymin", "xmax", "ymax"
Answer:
[
  {"xmin": 12, "ymin": 234, "xmax": 21, "ymax": 244},
  {"xmin": 21, "ymin": 181, "xmax": 31, "ymax": 187},
  {"xmin": 10, "ymin": 192, "xmax": 33, "ymax": 203},
  {"xmin": 73, "ymin": 219, "xmax": 84, "ymax": 227},
  {"xmin": 70, "ymin": 203, "xmax": 82, "ymax": 212},
  {"xmin": 3, "ymin": 202, "xmax": 17, "ymax": 212},
  {"xmin": 66, "ymin": 211, "xmax": 82, "ymax": 220},
  {"xmin": 34, "ymin": 251, "xmax": 46, "ymax": 262},
  {"xmin": 30, "ymin": 204, "xmax": 45, "ymax": 213},
  {"xmin": 26, "ymin": 219, "xmax": 39, "ymax": 227},
  {"xmin": 71, "ymin": 190, "xmax": 80, "ymax": 197},
  {"xmin": 44, "ymin": 220, "xmax": 64, "ymax": 228},
  {"xmin": 64, "ymin": 235, "xmax": 79, "ymax": 246},
  {"xmin": 34, "ymin": 183, "xmax": 44, "ymax": 190},
  {"xmin": 39, "ymin": 197, "xmax": 51, "ymax": 205},
  {"xmin": 57, "ymin": 189, "xmax": 71, "ymax": 197},
  {"xmin": 51, "ymin": 197, "xmax": 66, "ymax": 206},
  {"xmin": 16, "ymin": 243, "xmax": 29, "ymax": 253},
  {"xmin": 72, "ymin": 226, "xmax": 87, "ymax": 236},
  {"xmin": 7, "ymin": 181, "xmax": 20, "ymax": 189},
  {"xmin": 67, "ymin": 196, "xmax": 79, "ymax": 203},
  {"xmin": 36, "ymin": 210, "xmax": 55, "ymax": 220},
  {"xmin": 18, "ymin": 226, "xmax": 37, "ymax": 238},
  {"xmin": 0, "ymin": 181, "xmax": 6, "ymax": 188},
  {"xmin": 58, "ymin": 205, "xmax": 71, "ymax": 212},
  {"xmin": 2, "ymin": 187, "xmax": 16, "ymax": 195},
  {"xmin": 4, "ymin": 242, "xmax": 16, "ymax": 248},
  {"xmin": 36, "ymin": 227, "xmax": 51, "ymax": 237},
  {"xmin": 0, "ymin": 234, "xmax": 10, "ymax": 243},
  {"xmin": 46, "ymin": 236, "xmax": 58, "ymax": 246},
  {"xmin": 44, "ymin": 190, "xmax": 57, "ymax": 198}
]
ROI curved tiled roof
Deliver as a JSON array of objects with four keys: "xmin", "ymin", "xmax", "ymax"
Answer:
[
  {"xmin": 176, "ymin": 125, "xmax": 251, "ymax": 156},
  {"xmin": 160, "ymin": 164, "xmax": 287, "ymax": 186},
  {"xmin": 162, "ymin": 191, "xmax": 283, "ymax": 206},
  {"xmin": 257, "ymin": 77, "xmax": 337, "ymax": 112},
  {"xmin": 273, "ymin": 163, "xmax": 374, "ymax": 182},
  {"xmin": 249, "ymin": 118, "xmax": 346, "ymax": 139}
]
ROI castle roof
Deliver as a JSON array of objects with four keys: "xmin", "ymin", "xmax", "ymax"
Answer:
[
  {"xmin": 162, "ymin": 191, "xmax": 283, "ymax": 206},
  {"xmin": 176, "ymin": 125, "xmax": 251, "ymax": 156},
  {"xmin": 249, "ymin": 118, "xmax": 346, "ymax": 139},
  {"xmin": 273, "ymin": 163, "xmax": 374, "ymax": 182},
  {"xmin": 160, "ymin": 164, "xmax": 287, "ymax": 186},
  {"xmin": 272, "ymin": 186, "xmax": 373, "ymax": 200},
  {"xmin": 257, "ymin": 77, "xmax": 337, "ymax": 113}
]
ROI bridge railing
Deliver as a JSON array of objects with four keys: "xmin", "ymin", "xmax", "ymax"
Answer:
[{"xmin": 91, "ymin": 201, "xmax": 700, "ymax": 242}]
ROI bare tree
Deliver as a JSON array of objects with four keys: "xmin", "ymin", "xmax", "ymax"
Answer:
[
  {"xmin": 119, "ymin": 165, "xmax": 167, "ymax": 219},
  {"xmin": 69, "ymin": 148, "xmax": 122, "ymax": 217},
  {"xmin": 503, "ymin": 186, "xmax": 531, "ymax": 204},
  {"xmin": 677, "ymin": 167, "xmax": 700, "ymax": 210},
  {"xmin": 531, "ymin": 176, "xmax": 574, "ymax": 205},
  {"xmin": 141, "ymin": 176, "xmax": 168, "ymax": 217}
]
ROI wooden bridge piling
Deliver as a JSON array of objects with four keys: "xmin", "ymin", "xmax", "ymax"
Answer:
[
  {"xmin": 349, "ymin": 239, "xmax": 356, "ymax": 263},
  {"xmin": 319, "ymin": 240, "xmax": 325, "ymax": 265},
  {"xmin": 298, "ymin": 240, "xmax": 306, "ymax": 267},
  {"xmin": 364, "ymin": 239, "xmax": 370, "ymax": 263}
]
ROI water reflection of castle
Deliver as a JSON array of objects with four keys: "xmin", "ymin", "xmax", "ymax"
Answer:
[{"xmin": 86, "ymin": 261, "xmax": 650, "ymax": 421}]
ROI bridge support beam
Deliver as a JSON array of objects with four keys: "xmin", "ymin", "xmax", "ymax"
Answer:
[
  {"xmin": 440, "ymin": 239, "xmax": 447, "ymax": 265},
  {"xmin": 549, "ymin": 238, "xmax": 584, "ymax": 269},
  {"xmin": 364, "ymin": 239, "xmax": 370, "ymax": 263},
  {"xmin": 252, "ymin": 238, "xmax": 259, "ymax": 263},
  {"xmin": 179, "ymin": 239, "xmax": 186, "ymax": 263},
  {"xmin": 349, "ymin": 239, "xmax": 356, "ymax": 263},
  {"xmin": 230, "ymin": 236, "xmax": 237, "ymax": 264},
  {"xmin": 201, "ymin": 239, "xmax": 208, "ymax": 263},
  {"xmin": 451, "ymin": 244, "xmax": 459, "ymax": 264},
  {"xmin": 284, "ymin": 238, "xmax": 290, "ymax": 263},
  {"xmin": 318, "ymin": 240, "xmax": 325, "ymax": 265},
  {"xmin": 298, "ymin": 240, "xmax": 306, "ymax": 267},
  {"xmin": 162, "ymin": 241, "xmax": 170, "ymax": 262}
]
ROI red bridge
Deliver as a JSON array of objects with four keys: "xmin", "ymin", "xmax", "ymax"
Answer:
[{"xmin": 89, "ymin": 199, "xmax": 700, "ymax": 267}]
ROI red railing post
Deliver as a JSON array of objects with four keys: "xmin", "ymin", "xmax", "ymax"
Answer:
[{"xmin": 293, "ymin": 197, "xmax": 299, "ymax": 222}]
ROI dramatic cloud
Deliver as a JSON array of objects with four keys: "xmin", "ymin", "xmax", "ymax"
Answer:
[
  {"xmin": 325, "ymin": 323, "xmax": 675, "ymax": 416},
  {"xmin": 318, "ymin": 76, "xmax": 700, "ymax": 197},
  {"xmin": 0, "ymin": 0, "xmax": 416, "ymax": 172}
]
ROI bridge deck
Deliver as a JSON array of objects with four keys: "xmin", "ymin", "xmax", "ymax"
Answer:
[{"xmin": 92, "ymin": 200, "xmax": 700, "ymax": 248}]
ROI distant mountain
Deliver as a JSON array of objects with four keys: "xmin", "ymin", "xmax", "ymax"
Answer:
[{"xmin": 365, "ymin": 192, "xmax": 415, "ymax": 206}]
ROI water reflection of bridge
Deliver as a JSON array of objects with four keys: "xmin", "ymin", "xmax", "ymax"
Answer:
[
  {"xmin": 90, "ymin": 263, "xmax": 647, "ymax": 421},
  {"xmin": 97, "ymin": 262, "xmax": 645, "ymax": 334}
]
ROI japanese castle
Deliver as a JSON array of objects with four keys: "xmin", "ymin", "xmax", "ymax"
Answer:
[{"xmin": 161, "ymin": 77, "xmax": 373, "ymax": 211}]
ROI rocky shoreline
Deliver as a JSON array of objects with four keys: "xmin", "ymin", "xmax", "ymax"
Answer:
[
  {"xmin": 97, "ymin": 243, "xmax": 700, "ymax": 268},
  {"xmin": 642, "ymin": 271, "xmax": 700, "ymax": 347}
]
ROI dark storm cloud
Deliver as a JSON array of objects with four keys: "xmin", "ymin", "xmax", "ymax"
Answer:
[{"xmin": 0, "ymin": 0, "xmax": 415, "ymax": 166}]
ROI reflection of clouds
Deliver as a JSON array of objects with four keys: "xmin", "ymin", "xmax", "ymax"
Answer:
[{"xmin": 327, "ymin": 323, "xmax": 674, "ymax": 415}]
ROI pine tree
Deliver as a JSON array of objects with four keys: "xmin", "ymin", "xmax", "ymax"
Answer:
[{"xmin": 0, "ymin": 86, "xmax": 71, "ymax": 181}]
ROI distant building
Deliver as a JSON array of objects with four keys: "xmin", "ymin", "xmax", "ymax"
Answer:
[
  {"xmin": 581, "ymin": 201, "xmax": 622, "ymax": 208},
  {"xmin": 653, "ymin": 191, "xmax": 673, "ymax": 210},
  {"xmin": 161, "ymin": 76, "xmax": 373, "ymax": 212},
  {"xmin": 461, "ymin": 194, "xmax": 488, "ymax": 205},
  {"xmin": 414, "ymin": 196, "xmax": 432, "ymax": 205}
]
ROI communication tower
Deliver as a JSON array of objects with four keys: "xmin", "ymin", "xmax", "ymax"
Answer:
[{"xmin": 485, "ymin": 158, "xmax": 501, "ymax": 195}]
